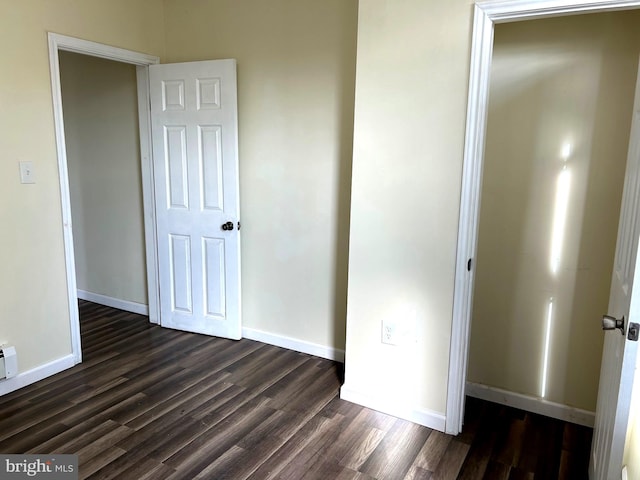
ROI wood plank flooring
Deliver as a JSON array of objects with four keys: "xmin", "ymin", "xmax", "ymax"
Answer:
[{"xmin": 0, "ymin": 301, "xmax": 592, "ymax": 479}]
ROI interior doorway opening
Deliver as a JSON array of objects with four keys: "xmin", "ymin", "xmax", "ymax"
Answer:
[
  {"xmin": 59, "ymin": 51, "xmax": 150, "ymax": 323},
  {"xmin": 466, "ymin": 10, "xmax": 640, "ymax": 421},
  {"xmin": 48, "ymin": 33, "xmax": 160, "ymax": 364},
  {"xmin": 450, "ymin": 1, "xmax": 640, "ymax": 478}
]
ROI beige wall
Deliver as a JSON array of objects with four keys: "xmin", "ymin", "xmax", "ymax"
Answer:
[
  {"xmin": 60, "ymin": 51, "xmax": 148, "ymax": 306},
  {"xmin": 162, "ymin": 0, "xmax": 358, "ymax": 350},
  {"xmin": 0, "ymin": 0, "xmax": 164, "ymax": 373},
  {"xmin": 468, "ymin": 12, "xmax": 640, "ymax": 411},
  {"xmin": 343, "ymin": 0, "xmax": 472, "ymax": 415}
]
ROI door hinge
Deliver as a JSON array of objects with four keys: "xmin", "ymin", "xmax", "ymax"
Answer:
[{"xmin": 629, "ymin": 322, "xmax": 639, "ymax": 341}]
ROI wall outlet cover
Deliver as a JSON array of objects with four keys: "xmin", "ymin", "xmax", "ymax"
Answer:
[
  {"xmin": 19, "ymin": 161, "xmax": 36, "ymax": 184},
  {"xmin": 382, "ymin": 319, "xmax": 398, "ymax": 345}
]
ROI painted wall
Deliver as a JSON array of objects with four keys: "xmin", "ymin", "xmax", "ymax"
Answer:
[
  {"xmin": 0, "ymin": 0, "xmax": 164, "ymax": 374},
  {"xmin": 60, "ymin": 51, "xmax": 148, "ymax": 306},
  {"xmin": 342, "ymin": 0, "xmax": 472, "ymax": 418},
  {"xmin": 162, "ymin": 0, "xmax": 358, "ymax": 352},
  {"xmin": 468, "ymin": 13, "xmax": 640, "ymax": 412},
  {"xmin": 7, "ymin": 0, "xmax": 639, "ymax": 436}
]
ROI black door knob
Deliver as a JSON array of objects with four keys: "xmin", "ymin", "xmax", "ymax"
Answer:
[{"xmin": 221, "ymin": 221, "xmax": 234, "ymax": 231}]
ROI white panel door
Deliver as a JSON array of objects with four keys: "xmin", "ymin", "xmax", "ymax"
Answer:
[
  {"xmin": 149, "ymin": 59, "xmax": 241, "ymax": 339},
  {"xmin": 590, "ymin": 58, "xmax": 640, "ymax": 479}
]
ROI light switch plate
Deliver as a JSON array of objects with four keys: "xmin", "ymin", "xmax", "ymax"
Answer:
[{"xmin": 19, "ymin": 161, "xmax": 35, "ymax": 184}]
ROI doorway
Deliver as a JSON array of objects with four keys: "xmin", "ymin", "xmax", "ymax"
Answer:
[
  {"xmin": 446, "ymin": 0, "xmax": 640, "ymax": 434},
  {"xmin": 59, "ymin": 51, "xmax": 149, "ymax": 320},
  {"xmin": 48, "ymin": 33, "xmax": 160, "ymax": 364},
  {"xmin": 466, "ymin": 10, "xmax": 640, "ymax": 420}
]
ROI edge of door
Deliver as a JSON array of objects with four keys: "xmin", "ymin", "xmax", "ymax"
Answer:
[
  {"xmin": 136, "ymin": 66, "xmax": 160, "ymax": 326},
  {"xmin": 47, "ymin": 32, "xmax": 160, "ymax": 364},
  {"xmin": 446, "ymin": 0, "xmax": 640, "ymax": 435}
]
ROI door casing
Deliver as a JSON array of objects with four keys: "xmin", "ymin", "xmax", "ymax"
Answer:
[
  {"xmin": 48, "ymin": 33, "xmax": 160, "ymax": 364},
  {"xmin": 448, "ymin": 0, "xmax": 640, "ymax": 434}
]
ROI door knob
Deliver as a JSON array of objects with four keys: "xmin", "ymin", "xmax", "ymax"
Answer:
[
  {"xmin": 602, "ymin": 314, "xmax": 625, "ymax": 335},
  {"xmin": 221, "ymin": 221, "xmax": 234, "ymax": 231}
]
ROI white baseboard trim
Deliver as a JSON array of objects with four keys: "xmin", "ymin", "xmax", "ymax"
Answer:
[
  {"xmin": 466, "ymin": 381, "xmax": 595, "ymax": 427},
  {"xmin": 339, "ymin": 385, "xmax": 447, "ymax": 432},
  {"xmin": 242, "ymin": 327, "xmax": 345, "ymax": 363},
  {"xmin": 0, "ymin": 354, "xmax": 76, "ymax": 397},
  {"xmin": 77, "ymin": 289, "xmax": 149, "ymax": 316}
]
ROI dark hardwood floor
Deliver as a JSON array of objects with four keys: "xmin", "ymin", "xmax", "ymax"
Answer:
[{"xmin": 0, "ymin": 301, "xmax": 592, "ymax": 479}]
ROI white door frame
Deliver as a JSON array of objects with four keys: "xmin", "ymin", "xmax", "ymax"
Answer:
[
  {"xmin": 48, "ymin": 33, "xmax": 160, "ymax": 364},
  {"xmin": 447, "ymin": 0, "xmax": 640, "ymax": 434}
]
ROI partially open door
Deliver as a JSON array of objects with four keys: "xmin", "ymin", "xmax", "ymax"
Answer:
[{"xmin": 149, "ymin": 59, "xmax": 241, "ymax": 339}]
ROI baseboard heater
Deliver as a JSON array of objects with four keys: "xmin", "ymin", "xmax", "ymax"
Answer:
[{"xmin": 0, "ymin": 345, "xmax": 17, "ymax": 379}]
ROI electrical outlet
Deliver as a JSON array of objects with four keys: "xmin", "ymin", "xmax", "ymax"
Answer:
[
  {"xmin": 382, "ymin": 306, "xmax": 417, "ymax": 346},
  {"xmin": 382, "ymin": 319, "xmax": 398, "ymax": 345},
  {"xmin": 19, "ymin": 161, "xmax": 36, "ymax": 184}
]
